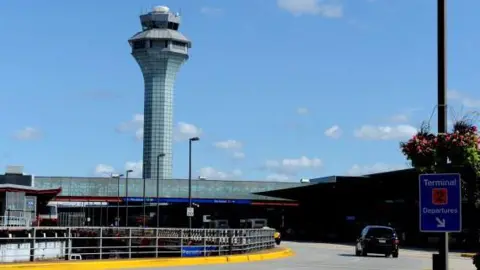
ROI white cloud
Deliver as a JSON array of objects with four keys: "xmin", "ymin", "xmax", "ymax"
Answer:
[
  {"xmin": 94, "ymin": 164, "xmax": 115, "ymax": 176},
  {"xmin": 135, "ymin": 129, "xmax": 143, "ymax": 141},
  {"xmin": 214, "ymin": 139, "xmax": 245, "ymax": 159},
  {"xmin": 324, "ymin": 125, "xmax": 342, "ymax": 139},
  {"xmin": 233, "ymin": 152, "xmax": 246, "ymax": 159},
  {"xmin": 297, "ymin": 107, "xmax": 309, "ymax": 115},
  {"xmin": 13, "ymin": 127, "xmax": 41, "ymax": 140},
  {"xmin": 125, "ymin": 161, "xmax": 143, "ymax": 178},
  {"xmin": 174, "ymin": 122, "xmax": 202, "ymax": 141},
  {"xmin": 448, "ymin": 89, "xmax": 480, "ymax": 108},
  {"xmin": 117, "ymin": 115, "xmax": 201, "ymax": 142},
  {"xmin": 347, "ymin": 163, "xmax": 408, "ymax": 176},
  {"xmin": 116, "ymin": 114, "xmax": 144, "ymax": 141},
  {"xmin": 277, "ymin": 0, "xmax": 343, "ymax": 18},
  {"xmin": 94, "ymin": 161, "xmax": 143, "ymax": 178},
  {"xmin": 264, "ymin": 156, "xmax": 322, "ymax": 176},
  {"xmin": 354, "ymin": 124, "xmax": 417, "ymax": 140},
  {"xmin": 214, "ymin": 140, "xmax": 242, "ymax": 149},
  {"xmin": 198, "ymin": 167, "xmax": 242, "ymax": 180},
  {"xmin": 200, "ymin": 7, "xmax": 224, "ymax": 16},
  {"xmin": 266, "ymin": 173, "xmax": 291, "ymax": 182}
]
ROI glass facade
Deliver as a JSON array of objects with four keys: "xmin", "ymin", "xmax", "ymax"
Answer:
[
  {"xmin": 133, "ymin": 51, "xmax": 186, "ymax": 181},
  {"xmin": 33, "ymin": 176, "xmax": 301, "ymax": 201}
]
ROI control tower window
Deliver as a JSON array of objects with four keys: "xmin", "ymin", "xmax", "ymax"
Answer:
[
  {"xmin": 172, "ymin": 41, "xmax": 186, "ymax": 48},
  {"xmin": 151, "ymin": 40, "xmax": 169, "ymax": 48},
  {"xmin": 133, "ymin": 40, "xmax": 147, "ymax": 49},
  {"xmin": 142, "ymin": 21, "xmax": 167, "ymax": 30},
  {"xmin": 167, "ymin": 22, "xmax": 179, "ymax": 30}
]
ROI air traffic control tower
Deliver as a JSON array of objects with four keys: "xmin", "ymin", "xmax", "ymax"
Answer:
[{"xmin": 129, "ymin": 6, "xmax": 191, "ymax": 181}]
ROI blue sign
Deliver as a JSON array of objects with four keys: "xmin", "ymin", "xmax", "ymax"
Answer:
[
  {"xmin": 123, "ymin": 197, "xmax": 252, "ymax": 205},
  {"xmin": 419, "ymin": 173, "xmax": 462, "ymax": 232},
  {"xmin": 181, "ymin": 246, "xmax": 217, "ymax": 257}
]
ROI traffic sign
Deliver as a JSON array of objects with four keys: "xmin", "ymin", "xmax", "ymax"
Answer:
[
  {"xmin": 186, "ymin": 207, "xmax": 194, "ymax": 217},
  {"xmin": 419, "ymin": 173, "xmax": 462, "ymax": 232}
]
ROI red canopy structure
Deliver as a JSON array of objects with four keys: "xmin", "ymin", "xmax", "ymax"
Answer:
[{"xmin": 0, "ymin": 184, "xmax": 61, "ymax": 202}]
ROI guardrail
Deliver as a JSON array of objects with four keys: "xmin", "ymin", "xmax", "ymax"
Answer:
[
  {"xmin": 0, "ymin": 227, "xmax": 276, "ymax": 263},
  {"xmin": 0, "ymin": 216, "xmax": 30, "ymax": 227}
]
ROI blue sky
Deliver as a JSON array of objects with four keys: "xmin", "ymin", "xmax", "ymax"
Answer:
[{"xmin": 1, "ymin": 0, "xmax": 480, "ymax": 181}]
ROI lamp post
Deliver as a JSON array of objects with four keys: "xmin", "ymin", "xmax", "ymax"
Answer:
[
  {"xmin": 111, "ymin": 173, "xmax": 124, "ymax": 227},
  {"xmin": 188, "ymin": 137, "xmax": 200, "ymax": 229},
  {"xmin": 142, "ymin": 174, "xmax": 146, "ymax": 227},
  {"xmin": 125, "ymin": 169, "xmax": 133, "ymax": 227},
  {"xmin": 156, "ymin": 153, "xmax": 166, "ymax": 228},
  {"xmin": 435, "ymin": 1, "xmax": 448, "ymax": 270}
]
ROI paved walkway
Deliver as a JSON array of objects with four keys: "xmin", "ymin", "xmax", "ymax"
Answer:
[{"xmin": 128, "ymin": 242, "xmax": 475, "ymax": 270}]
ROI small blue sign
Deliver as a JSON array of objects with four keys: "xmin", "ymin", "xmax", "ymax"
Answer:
[
  {"xmin": 122, "ymin": 197, "xmax": 252, "ymax": 205},
  {"xmin": 419, "ymin": 173, "xmax": 462, "ymax": 233},
  {"xmin": 181, "ymin": 246, "xmax": 217, "ymax": 257}
]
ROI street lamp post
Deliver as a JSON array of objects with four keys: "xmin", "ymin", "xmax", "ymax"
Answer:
[
  {"xmin": 156, "ymin": 153, "xmax": 166, "ymax": 228},
  {"xmin": 143, "ymin": 174, "xmax": 146, "ymax": 227},
  {"xmin": 435, "ymin": 1, "xmax": 448, "ymax": 270},
  {"xmin": 112, "ymin": 173, "xmax": 124, "ymax": 227},
  {"xmin": 188, "ymin": 137, "xmax": 200, "ymax": 229},
  {"xmin": 125, "ymin": 169, "xmax": 133, "ymax": 227}
]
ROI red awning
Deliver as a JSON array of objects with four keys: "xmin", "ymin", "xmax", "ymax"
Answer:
[{"xmin": 0, "ymin": 184, "xmax": 61, "ymax": 196}]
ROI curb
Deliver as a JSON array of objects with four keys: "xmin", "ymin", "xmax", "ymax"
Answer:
[
  {"xmin": 0, "ymin": 248, "xmax": 294, "ymax": 270},
  {"xmin": 460, "ymin": 253, "xmax": 475, "ymax": 258}
]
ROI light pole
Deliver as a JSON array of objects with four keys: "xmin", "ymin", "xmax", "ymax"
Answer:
[
  {"xmin": 125, "ymin": 169, "xmax": 133, "ymax": 227},
  {"xmin": 156, "ymin": 153, "xmax": 166, "ymax": 228},
  {"xmin": 111, "ymin": 173, "xmax": 124, "ymax": 227},
  {"xmin": 188, "ymin": 137, "xmax": 200, "ymax": 229},
  {"xmin": 435, "ymin": 1, "xmax": 448, "ymax": 270}
]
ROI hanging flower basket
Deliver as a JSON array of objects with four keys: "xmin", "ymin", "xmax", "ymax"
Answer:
[
  {"xmin": 399, "ymin": 119, "xmax": 480, "ymax": 174},
  {"xmin": 445, "ymin": 121, "xmax": 480, "ymax": 169},
  {"xmin": 400, "ymin": 123, "xmax": 436, "ymax": 172}
]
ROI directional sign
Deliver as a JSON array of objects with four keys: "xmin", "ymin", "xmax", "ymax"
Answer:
[
  {"xmin": 419, "ymin": 173, "xmax": 462, "ymax": 232},
  {"xmin": 186, "ymin": 207, "xmax": 194, "ymax": 217}
]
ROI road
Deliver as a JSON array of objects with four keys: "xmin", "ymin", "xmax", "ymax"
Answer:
[{"xmin": 128, "ymin": 242, "xmax": 475, "ymax": 270}]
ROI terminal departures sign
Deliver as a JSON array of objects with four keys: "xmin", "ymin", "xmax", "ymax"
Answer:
[{"xmin": 419, "ymin": 173, "xmax": 462, "ymax": 232}]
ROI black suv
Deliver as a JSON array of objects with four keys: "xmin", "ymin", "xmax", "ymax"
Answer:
[{"xmin": 355, "ymin": 225, "xmax": 399, "ymax": 258}]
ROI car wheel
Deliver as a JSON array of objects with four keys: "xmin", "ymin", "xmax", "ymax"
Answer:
[
  {"xmin": 392, "ymin": 251, "xmax": 399, "ymax": 258},
  {"xmin": 361, "ymin": 249, "xmax": 367, "ymax": 256},
  {"xmin": 355, "ymin": 248, "xmax": 361, "ymax": 256}
]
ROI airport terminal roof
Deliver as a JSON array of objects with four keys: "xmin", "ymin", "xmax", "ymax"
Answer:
[
  {"xmin": 33, "ymin": 176, "xmax": 301, "ymax": 201},
  {"xmin": 255, "ymin": 169, "xmax": 418, "ymax": 201}
]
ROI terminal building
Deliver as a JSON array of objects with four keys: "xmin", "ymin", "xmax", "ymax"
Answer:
[{"xmin": 1, "ymin": 165, "xmax": 478, "ymax": 249}]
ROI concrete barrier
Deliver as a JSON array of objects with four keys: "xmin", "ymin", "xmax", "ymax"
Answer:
[{"xmin": 0, "ymin": 247, "xmax": 294, "ymax": 269}]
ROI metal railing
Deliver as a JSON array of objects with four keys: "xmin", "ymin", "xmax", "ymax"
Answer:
[
  {"xmin": 0, "ymin": 227, "xmax": 276, "ymax": 263},
  {"xmin": 0, "ymin": 216, "xmax": 30, "ymax": 227}
]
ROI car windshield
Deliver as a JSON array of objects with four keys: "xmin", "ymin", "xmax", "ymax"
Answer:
[{"xmin": 367, "ymin": 228, "xmax": 394, "ymax": 238}]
